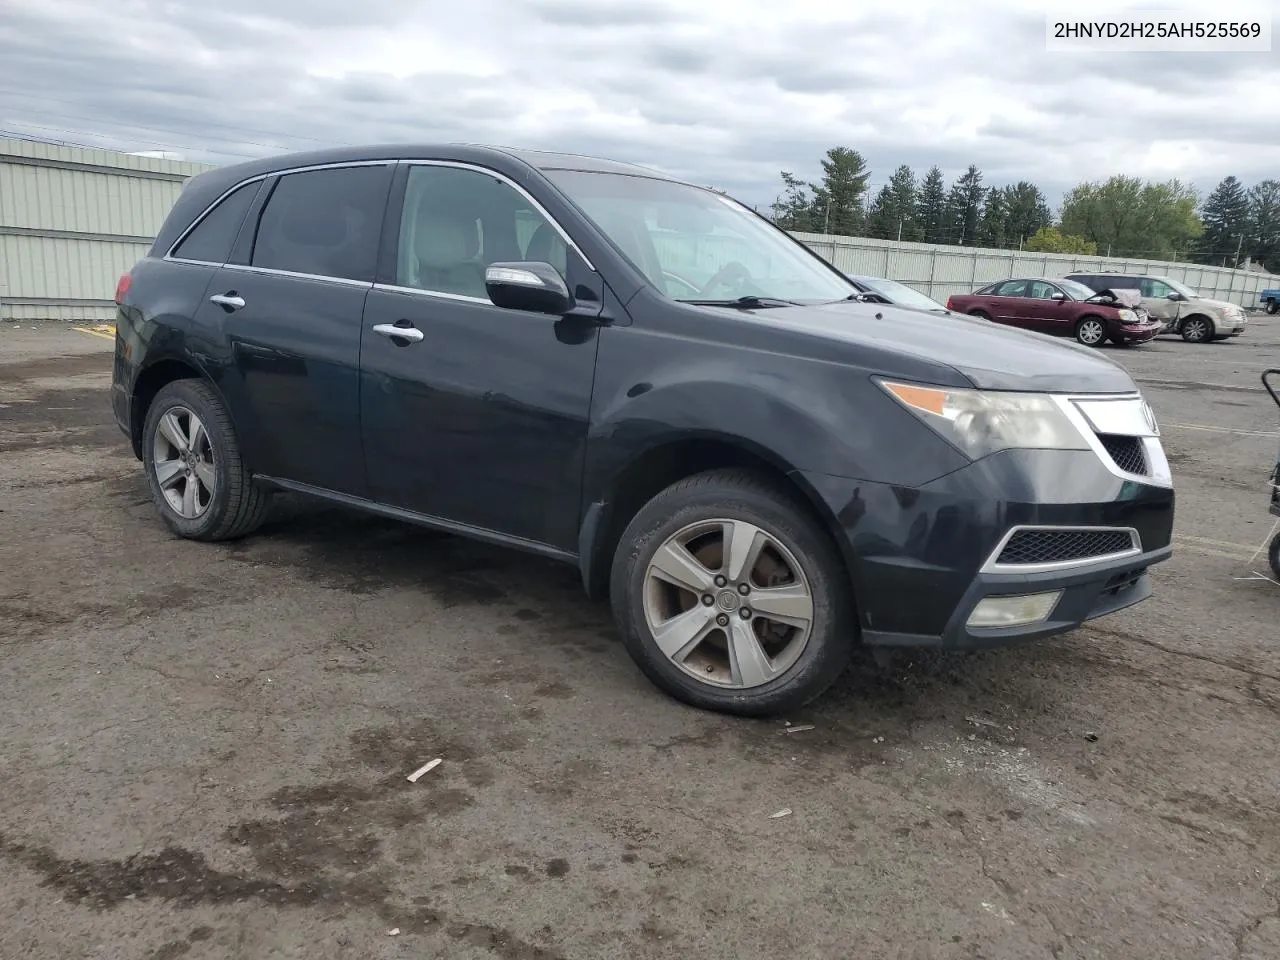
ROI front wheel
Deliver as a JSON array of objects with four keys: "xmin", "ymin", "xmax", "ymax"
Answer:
[
  {"xmin": 1180, "ymin": 316, "xmax": 1212, "ymax": 343},
  {"xmin": 142, "ymin": 379, "xmax": 270, "ymax": 541},
  {"xmin": 1075, "ymin": 317, "xmax": 1106, "ymax": 347},
  {"xmin": 1266, "ymin": 300, "xmax": 1278, "ymax": 315},
  {"xmin": 1269, "ymin": 532, "xmax": 1280, "ymax": 582},
  {"xmin": 610, "ymin": 469, "xmax": 855, "ymax": 716}
]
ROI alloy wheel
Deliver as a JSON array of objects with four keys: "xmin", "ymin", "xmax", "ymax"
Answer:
[
  {"xmin": 642, "ymin": 518, "xmax": 814, "ymax": 689},
  {"xmin": 1078, "ymin": 319, "xmax": 1104, "ymax": 345},
  {"xmin": 152, "ymin": 405, "xmax": 215, "ymax": 519}
]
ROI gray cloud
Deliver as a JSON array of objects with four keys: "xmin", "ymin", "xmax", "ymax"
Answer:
[{"xmin": 1, "ymin": 0, "xmax": 1277, "ymax": 215}]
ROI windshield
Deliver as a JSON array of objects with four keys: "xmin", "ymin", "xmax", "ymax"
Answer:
[
  {"xmin": 1059, "ymin": 279, "xmax": 1099, "ymax": 300},
  {"xmin": 1165, "ymin": 278, "xmax": 1200, "ymax": 298},
  {"xmin": 543, "ymin": 169, "xmax": 856, "ymax": 303},
  {"xmin": 855, "ymin": 277, "xmax": 946, "ymax": 311}
]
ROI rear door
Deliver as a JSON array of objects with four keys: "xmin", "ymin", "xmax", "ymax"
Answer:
[
  {"xmin": 986, "ymin": 279, "xmax": 1029, "ymax": 326},
  {"xmin": 197, "ymin": 162, "xmax": 394, "ymax": 496},
  {"xmin": 358, "ymin": 161, "xmax": 603, "ymax": 552}
]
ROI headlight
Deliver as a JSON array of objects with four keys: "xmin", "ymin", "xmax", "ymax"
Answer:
[
  {"xmin": 1118, "ymin": 309, "xmax": 1136, "ymax": 323},
  {"xmin": 879, "ymin": 381, "xmax": 1089, "ymax": 459}
]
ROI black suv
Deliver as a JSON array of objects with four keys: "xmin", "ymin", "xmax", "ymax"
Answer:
[{"xmin": 111, "ymin": 145, "xmax": 1175, "ymax": 715}]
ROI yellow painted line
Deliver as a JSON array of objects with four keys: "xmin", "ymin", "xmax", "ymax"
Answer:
[
  {"xmin": 1164, "ymin": 421, "xmax": 1279, "ymax": 439},
  {"xmin": 72, "ymin": 325, "xmax": 115, "ymax": 342}
]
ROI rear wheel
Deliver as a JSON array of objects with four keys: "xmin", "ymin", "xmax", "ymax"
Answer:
[
  {"xmin": 610, "ymin": 469, "xmax": 855, "ymax": 716},
  {"xmin": 969, "ymin": 309, "xmax": 992, "ymax": 321},
  {"xmin": 1269, "ymin": 532, "xmax": 1280, "ymax": 582},
  {"xmin": 1180, "ymin": 315, "xmax": 1212, "ymax": 343},
  {"xmin": 1075, "ymin": 316, "xmax": 1106, "ymax": 347},
  {"xmin": 1266, "ymin": 299, "xmax": 1278, "ymax": 315},
  {"xmin": 142, "ymin": 379, "xmax": 270, "ymax": 541}
]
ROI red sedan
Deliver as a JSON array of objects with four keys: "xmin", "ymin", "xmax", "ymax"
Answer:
[{"xmin": 947, "ymin": 277, "xmax": 1162, "ymax": 347}]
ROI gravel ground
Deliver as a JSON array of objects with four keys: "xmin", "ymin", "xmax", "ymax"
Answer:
[{"xmin": 2, "ymin": 317, "xmax": 1279, "ymax": 960}]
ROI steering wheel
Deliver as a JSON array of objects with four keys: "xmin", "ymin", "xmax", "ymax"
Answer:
[{"xmin": 697, "ymin": 261, "xmax": 753, "ymax": 298}]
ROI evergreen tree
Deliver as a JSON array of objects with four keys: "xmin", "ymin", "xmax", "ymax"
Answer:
[
  {"xmin": 867, "ymin": 164, "xmax": 918, "ymax": 240},
  {"xmin": 1197, "ymin": 175, "xmax": 1251, "ymax": 264},
  {"xmin": 770, "ymin": 171, "xmax": 815, "ymax": 231},
  {"xmin": 1247, "ymin": 179, "xmax": 1280, "ymax": 273},
  {"xmin": 1003, "ymin": 182, "xmax": 1053, "ymax": 247},
  {"xmin": 915, "ymin": 166, "xmax": 947, "ymax": 244},
  {"xmin": 807, "ymin": 146, "xmax": 872, "ymax": 236},
  {"xmin": 943, "ymin": 164, "xmax": 985, "ymax": 245},
  {"xmin": 977, "ymin": 188, "xmax": 1008, "ymax": 248}
]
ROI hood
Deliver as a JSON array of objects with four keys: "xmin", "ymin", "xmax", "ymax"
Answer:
[
  {"xmin": 753, "ymin": 301, "xmax": 1138, "ymax": 394},
  {"xmin": 1087, "ymin": 288, "xmax": 1143, "ymax": 309}
]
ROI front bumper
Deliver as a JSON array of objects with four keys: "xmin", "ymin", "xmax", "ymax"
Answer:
[
  {"xmin": 1115, "ymin": 322, "xmax": 1161, "ymax": 343},
  {"xmin": 799, "ymin": 444, "xmax": 1175, "ymax": 651},
  {"xmin": 862, "ymin": 544, "xmax": 1171, "ymax": 649}
]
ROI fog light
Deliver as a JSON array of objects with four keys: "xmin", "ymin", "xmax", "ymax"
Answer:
[{"xmin": 966, "ymin": 591, "xmax": 1063, "ymax": 628}]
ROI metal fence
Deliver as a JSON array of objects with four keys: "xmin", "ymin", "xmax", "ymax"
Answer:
[{"xmin": 788, "ymin": 231, "xmax": 1280, "ymax": 309}]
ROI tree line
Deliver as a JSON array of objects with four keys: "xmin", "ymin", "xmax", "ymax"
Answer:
[{"xmin": 770, "ymin": 147, "xmax": 1280, "ymax": 272}]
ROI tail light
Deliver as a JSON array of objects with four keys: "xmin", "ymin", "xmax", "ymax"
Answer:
[
  {"xmin": 114, "ymin": 272, "xmax": 132, "ymax": 305},
  {"xmin": 945, "ymin": 296, "xmax": 954, "ymax": 310}
]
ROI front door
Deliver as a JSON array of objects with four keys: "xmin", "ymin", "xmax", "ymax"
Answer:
[
  {"xmin": 201, "ymin": 163, "xmax": 394, "ymax": 497},
  {"xmin": 1022, "ymin": 279, "xmax": 1075, "ymax": 335},
  {"xmin": 359, "ymin": 162, "xmax": 603, "ymax": 553}
]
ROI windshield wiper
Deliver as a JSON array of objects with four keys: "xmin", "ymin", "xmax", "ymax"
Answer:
[{"xmin": 679, "ymin": 296, "xmax": 799, "ymax": 309}]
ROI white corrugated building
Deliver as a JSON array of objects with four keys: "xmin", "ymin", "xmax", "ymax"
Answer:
[{"xmin": 0, "ymin": 138, "xmax": 213, "ymax": 321}]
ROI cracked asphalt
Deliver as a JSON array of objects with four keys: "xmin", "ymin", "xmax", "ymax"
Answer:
[{"xmin": 2, "ymin": 316, "xmax": 1279, "ymax": 960}]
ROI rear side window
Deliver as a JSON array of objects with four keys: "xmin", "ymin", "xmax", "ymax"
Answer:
[
  {"xmin": 1070, "ymin": 275, "xmax": 1106, "ymax": 291},
  {"xmin": 250, "ymin": 166, "xmax": 391, "ymax": 282},
  {"xmin": 170, "ymin": 182, "xmax": 259, "ymax": 264},
  {"xmin": 991, "ymin": 280, "xmax": 1027, "ymax": 297}
]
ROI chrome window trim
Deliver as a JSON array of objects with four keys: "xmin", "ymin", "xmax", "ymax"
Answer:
[
  {"xmin": 1050, "ymin": 392, "xmax": 1173, "ymax": 489},
  {"xmin": 399, "ymin": 159, "xmax": 596, "ymax": 273},
  {"xmin": 161, "ymin": 159, "xmax": 394, "ymax": 264},
  {"xmin": 980, "ymin": 525, "xmax": 1142, "ymax": 575},
  {"xmin": 219, "ymin": 262, "xmax": 373, "ymax": 289},
  {"xmin": 371, "ymin": 283, "xmax": 492, "ymax": 306}
]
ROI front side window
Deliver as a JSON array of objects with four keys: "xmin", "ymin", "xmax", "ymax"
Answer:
[
  {"xmin": 250, "ymin": 166, "xmax": 391, "ymax": 282},
  {"xmin": 543, "ymin": 169, "xmax": 855, "ymax": 303},
  {"xmin": 1027, "ymin": 280, "xmax": 1059, "ymax": 300},
  {"xmin": 1139, "ymin": 278, "xmax": 1174, "ymax": 298},
  {"xmin": 395, "ymin": 164, "xmax": 570, "ymax": 299},
  {"xmin": 171, "ymin": 181, "xmax": 260, "ymax": 264}
]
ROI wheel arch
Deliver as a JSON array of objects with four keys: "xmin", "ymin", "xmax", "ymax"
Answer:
[
  {"xmin": 576, "ymin": 432, "xmax": 855, "ymax": 604},
  {"xmin": 129, "ymin": 356, "xmax": 228, "ymax": 459}
]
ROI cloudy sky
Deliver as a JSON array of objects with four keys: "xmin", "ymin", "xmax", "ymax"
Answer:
[{"xmin": 2, "ymin": 0, "xmax": 1278, "ymax": 212}]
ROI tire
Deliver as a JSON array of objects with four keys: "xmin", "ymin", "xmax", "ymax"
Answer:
[
  {"xmin": 142, "ymin": 379, "xmax": 270, "ymax": 541},
  {"xmin": 609, "ymin": 468, "xmax": 855, "ymax": 717},
  {"xmin": 969, "ymin": 310, "xmax": 992, "ymax": 321},
  {"xmin": 1180, "ymin": 315, "xmax": 1212, "ymax": 343},
  {"xmin": 1266, "ymin": 299, "xmax": 1278, "ymax": 315},
  {"xmin": 1270, "ymin": 532, "xmax": 1280, "ymax": 582},
  {"xmin": 1075, "ymin": 316, "xmax": 1106, "ymax": 347}
]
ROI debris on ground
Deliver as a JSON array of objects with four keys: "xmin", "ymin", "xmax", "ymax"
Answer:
[
  {"xmin": 784, "ymin": 724, "xmax": 815, "ymax": 734},
  {"xmin": 407, "ymin": 758, "xmax": 443, "ymax": 783},
  {"xmin": 1084, "ymin": 732, "xmax": 1099, "ymax": 743},
  {"xmin": 965, "ymin": 715, "xmax": 1002, "ymax": 729},
  {"xmin": 769, "ymin": 808, "xmax": 793, "ymax": 819}
]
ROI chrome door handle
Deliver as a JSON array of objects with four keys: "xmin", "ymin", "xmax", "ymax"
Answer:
[
  {"xmin": 372, "ymin": 323, "xmax": 424, "ymax": 343},
  {"xmin": 209, "ymin": 293, "xmax": 246, "ymax": 310}
]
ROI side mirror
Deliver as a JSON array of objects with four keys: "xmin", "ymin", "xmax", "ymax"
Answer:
[
  {"xmin": 1050, "ymin": 291, "xmax": 1066, "ymax": 301},
  {"xmin": 485, "ymin": 262, "xmax": 574, "ymax": 315},
  {"xmin": 1167, "ymin": 292, "xmax": 1182, "ymax": 301}
]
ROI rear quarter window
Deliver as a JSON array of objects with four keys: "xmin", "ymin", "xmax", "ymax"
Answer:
[{"xmin": 170, "ymin": 181, "xmax": 262, "ymax": 264}]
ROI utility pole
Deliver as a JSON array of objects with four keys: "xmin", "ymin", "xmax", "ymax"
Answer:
[
  {"xmin": 824, "ymin": 202, "xmax": 831, "ymax": 235},
  {"xmin": 1234, "ymin": 233, "xmax": 1244, "ymax": 268},
  {"xmin": 897, "ymin": 219, "xmax": 903, "ymax": 242}
]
